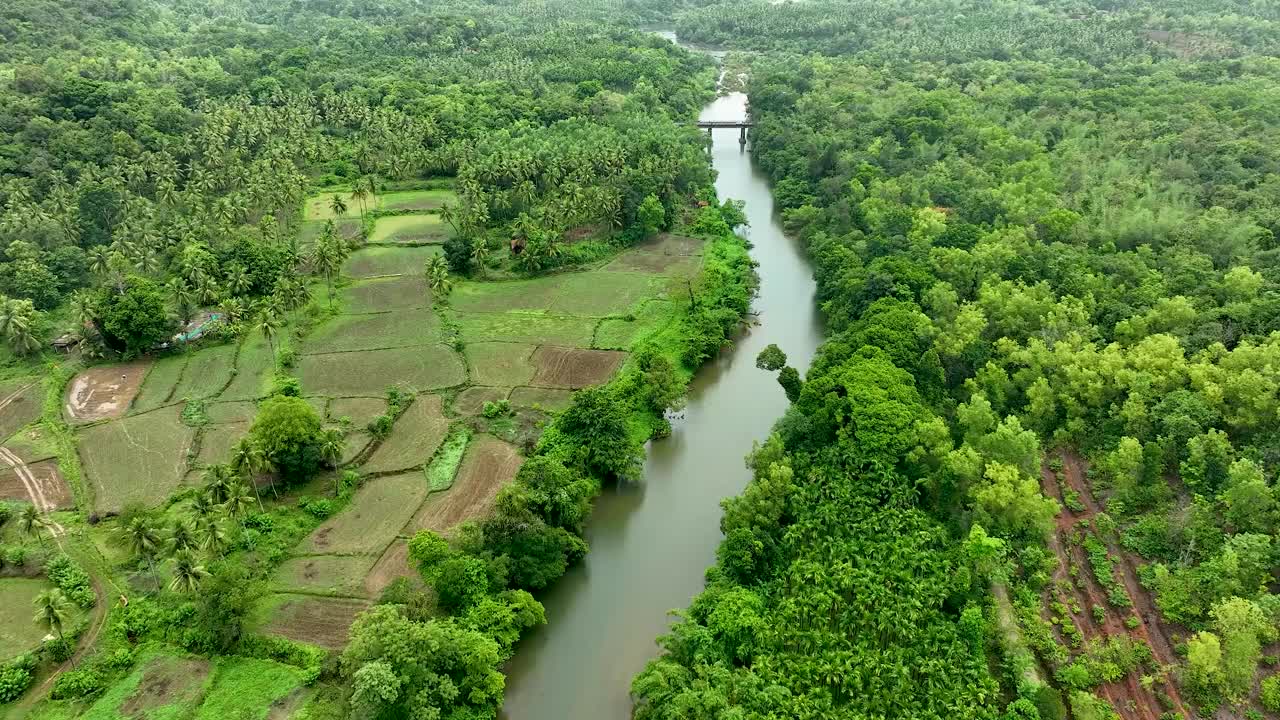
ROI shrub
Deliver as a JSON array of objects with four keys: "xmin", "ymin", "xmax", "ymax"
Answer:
[
  {"xmin": 302, "ymin": 498, "xmax": 335, "ymax": 519},
  {"xmin": 0, "ymin": 664, "xmax": 33, "ymax": 703},
  {"xmin": 0, "ymin": 502, "xmax": 11, "ymax": 526},
  {"xmin": 367, "ymin": 414, "xmax": 394, "ymax": 438},
  {"xmin": 482, "ymin": 399, "xmax": 511, "ymax": 419},
  {"xmin": 51, "ymin": 668, "xmax": 102, "ymax": 699},
  {"xmin": 45, "ymin": 554, "xmax": 95, "ymax": 608},
  {"xmin": 1261, "ymin": 675, "xmax": 1280, "ymax": 713},
  {"xmin": 6, "ymin": 545, "xmax": 27, "ymax": 567}
]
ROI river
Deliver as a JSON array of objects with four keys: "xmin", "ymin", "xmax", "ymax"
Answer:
[{"xmin": 500, "ymin": 61, "xmax": 824, "ymax": 720}]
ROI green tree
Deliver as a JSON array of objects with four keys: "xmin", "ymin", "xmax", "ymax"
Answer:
[
  {"xmin": 169, "ymin": 549, "xmax": 210, "ymax": 593},
  {"xmin": 95, "ymin": 276, "xmax": 173, "ymax": 356},
  {"xmin": 636, "ymin": 193, "xmax": 665, "ymax": 237},
  {"xmin": 119, "ymin": 515, "xmax": 161, "ymax": 584},
  {"xmin": 32, "ymin": 589, "xmax": 73, "ymax": 643},
  {"xmin": 247, "ymin": 395, "xmax": 323, "ymax": 482},
  {"xmin": 756, "ymin": 343, "xmax": 787, "ymax": 371}
]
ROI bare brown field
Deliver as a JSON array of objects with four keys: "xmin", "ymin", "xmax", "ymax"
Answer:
[
  {"xmin": 509, "ymin": 386, "xmax": 574, "ymax": 411},
  {"xmin": 361, "ymin": 395, "xmax": 449, "ymax": 473},
  {"xmin": 530, "ymin": 346, "xmax": 626, "ymax": 389},
  {"xmin": 262, "ymin": 594, "xmax": 370, "ymax": 650},
  {"xmin": 0, "ymin": 379, "xmax": 42, "ymax": 440},
  {"xmin": 405, "ymin": 435, "xmax": 521, "ymax": 535},
  {"xmin": 65, "ymin": 360, "xmax": 151, "ymax": 421},
  {"xmin": 364, "ymin": 539, "xmax": 422, "ymax": 597},
  {"xmin": 0, "ymin": 459, "xmax": 73, "ymax": 510}
]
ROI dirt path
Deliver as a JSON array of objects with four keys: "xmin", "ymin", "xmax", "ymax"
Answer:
[{"xmin": 1058, "ymin": 451, "xmax": 1191, "ymax": 718}]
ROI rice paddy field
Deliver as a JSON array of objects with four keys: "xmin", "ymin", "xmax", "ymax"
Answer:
[
  {"xmin": 368, "ymin": 214, "xmax": 452, "ymax": 244},
  {"xmin": 0, "ymin": 578, "xmax": 57, "ymax": 659}
]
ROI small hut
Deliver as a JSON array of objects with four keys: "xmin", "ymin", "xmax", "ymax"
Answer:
[{"xmin": 52, "ymin": 334, "xmax": 80, "ymax": 354}]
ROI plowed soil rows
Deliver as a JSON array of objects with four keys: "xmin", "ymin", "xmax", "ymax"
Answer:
[
  {"xmin": 530, "ymin": 346, "xmax": 625, "ymax": 389},
  {"xmin": 262, "ymin": 594, "xmax": 371, "ymax": 650},
  {"xmin": 404, "ymin": 435, "xmax": 521, "ymax": 535}
]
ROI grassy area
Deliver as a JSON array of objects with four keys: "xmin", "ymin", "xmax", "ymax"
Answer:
[
  {"xmin": 593, "ymin": 299, "xmax": 681, "ymax": 350},
  {"xmin": 0, "ymin": 577, "xmax": 55, "ymax": 659},
  {"xmin": 377, "ymin": 188, "xmax": 456, "ymax": 212},
  {"xmin": 426, "ymin": 427, "xmax": 470, "ymax": 492},
  {"xmin": 546, "ymin": 272, "xmax": 669, "ymax": 316},
  {"xmin": 464, "ymin": 342, "xmax": 537, "ymax": 387},
  {"xmin": 220, "ymin": 336, "xmax": 274, "ymax": 402},
  {"xmin": 298, "ymin": 471, "xmax": 431, "ymax": 555},
  {"xmin": 509, "ymin": 386, "xmax": 574, "ymax": 411},
  {"xmin": 195, "ymin": 422, "xmax": 250, "ymax": 468},
  {"xmin": 368, "ymin": 214, "xmax": 452, "ymax": 244},
  {"xmin": 274, "ymin": 554, "xmax": 377, "ymax": 596},
  {"xmin": 303, "ymin": 191, "xmax": 363, "ymax": 221},
  {"xmin": 77, "ymin": 407, "xmax": 196, "ymax": 513},
  {"xmin": 362, "ymin": 395, "xmax": 450, "ymax": 473},
  {"xmin": 297, "ymin": 345, "xmax": 465, "ymax": 396},
  {"xmin": 451, "ymin": 310, "xmax": 596, "ymax": 346},
  {"xmin": 193, "ymin": 657, "xmax": 306, "ymax": 720},
  {"xmin": 301, "ymin": 308, "xmax": 440, "ymax": 354}
]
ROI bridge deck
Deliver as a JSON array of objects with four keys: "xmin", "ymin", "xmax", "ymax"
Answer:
[{"xmin": 695, "ymin": 120, "xmax": 753, "ymax": 128}]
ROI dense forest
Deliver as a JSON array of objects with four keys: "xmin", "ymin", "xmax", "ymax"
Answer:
[{"xmin": 634, "ymin": 1, "xmax": 1280, "ymax": 720}]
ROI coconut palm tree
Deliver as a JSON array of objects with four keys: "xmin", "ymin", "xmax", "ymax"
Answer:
[
  {"xmin": 351, "ymin": 183, "xmax": 369, "ymax": 221},
  {"xmin": 195, "ymin": 514, "xmax": 227, "ymax": 555},
  {"xmin": 19, "ymin": 504, "xmax": 49, "ymax": 547},
  {"xmin": 226, "ymin": 265, "xmax": 253, "ymax": 296},
  {"xmin": 328, "ymin": 194, "xmax": 348, "ymax": 219},
  {"xmin": 167, "ymin": 518, "xmax": 198, "ymax": 555},
  {"xmin": 32, "ymin": 589, "xmax": 72, "ymax": 642},
  {"xmin": 318, "ymin": 427, "xmax": 345, "ymax": 471},
  {"xmin": 119, "ymin": 515, "xmax": 162, "ymax": 585},
  {"xmin": 87, "ymin": 247, "xmax": 111, "ymax": 277},
  {"xmin": 221, "ymin": 481, "xmax": 255, "ymax": 521},
  {"xmin": 256, "ymin": 310, "xmax": 281, "ymax": 361},
  {"xmin": 229, "ymin": 439, "xmax": 267, "ymax": 511},
  {"xmin": 470, "ymin": 241, "xmax": 490, "ymax": 278},
  {"xmin": 169, "ymin": 549, "xmax": 210, "ymax": 593},
  {"xmin": 202, "ymin": 464, "xmax": 233, "ymax": 504}
]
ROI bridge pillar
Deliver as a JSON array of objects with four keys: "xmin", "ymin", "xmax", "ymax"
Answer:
[{"xmin": 739, "ymin": 126, "xmax": 747, "ymax": 145}]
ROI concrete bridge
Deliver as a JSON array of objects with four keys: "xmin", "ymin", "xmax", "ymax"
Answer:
[{"xmin": 696, "ymin": 120, "xmax": 752, "ymax": 145}]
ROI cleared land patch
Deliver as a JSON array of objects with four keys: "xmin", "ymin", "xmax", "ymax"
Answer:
[
  {"xmin": 405, "ymin": 435, "xmax": 521, "ymax": 535},
  {"xmin": 530, "ymin": 346, "xmax": 626, "ymax": 389},
  {"xmin": 205, "ymin": 400, "xmax": 257, "ymax": 424},
  {"xmin": 302, "ymin": 308, "xmax": 440, "ymax": 354},
  {"xmin": 300, "ymin": 217, "xmax": 361, "ymax": 245},
  {"xmin": 378, "ymin": 188, "xmax": 455, "ymax": 212},
  {"xmin": 465, "ymin": 342, "xmax": 537, "ymax": 387},
  {"xmin": 604, "ymin": 247, "xmax": 701, "ymax": 275},
  {"xmin": 65, "ymin": 360, "xmax": 151, "ymax": 422},
  {"xmin": 0, "ymin": 459, "xmax": 73, "ymax": 510},
  {"xmin": 452, "ymin": 386, "xmax": 510, "ymax": 415},
  {"xmin": 0, "ymin": 378, "xmax": 42, "ymax": 440},
  {"xmin": 344, "ymin": 246, "xmax": 439, "ymax": 278},
  {"xmin": 368, "ymin": 214, "xmax": 452, "ymax": 244},
  {"xmin": 365, "ymin": 539, "xmax": 418, "ymax": 597},
  {"xmin": 261, "ymin": 594, "xmax": 370, "ymax": 650},
  {"xmin": 304, "ymin": 191, "xmax": 363, "ymax": 221},
  {"xmin": 78, "ymin": 407, "xmax": 196, "ymax": 513},
  {"xmin": 341, "ymin": 275, "xmax": 429, "ymax": 314},
  {"xmin": 361, "ymin": 396, "xmax": 449, "ymax": 473},
  {"xmin": 300, "ymin": 471, "xmax": 432, "ymax": 555},
  {"xmin": 298, "ymin": 345, "xmax": 464, "ymax": 396},
  {"xmin": 328, "ymin": 397, "xmax": 386, "ymax": 428},
  {"xmin": 275, "ymin": 554, "xmax": 377, "ymax": 597},
  {"xmin": 341, "ymin": 432, "xmax": 373, "ymax": 465},
  {"xmin": 0, "ymin": 578, "xmax": 55, "ymax": 659},
  {"xmin": 83, "ymin": 653, "xmax": 212, "ymax": 720},
  {"xmin": 594, "ymin": 300, "xmax": 679, "ymax": 350},
  {"xmin": 509, "ymin": 386, "xmax": 574, "ymax": 412},
  {"xmin": 452, "ymin": 310, "xmax": 595, "ymax": 346}
]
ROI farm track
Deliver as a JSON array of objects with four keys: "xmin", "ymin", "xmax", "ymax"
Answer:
[{"xmin": 1058, "ymin": 451, "xmax": 1190, "ymax": 718}]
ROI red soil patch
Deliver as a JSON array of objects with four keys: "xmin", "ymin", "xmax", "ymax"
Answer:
[
  {"xmin": 65, "ymin": 360, "xmax": 151, "ymax": 422},
  {"xmin": 0, "ymin": 458, "xmax": 73, "ymax": 510},
  {"xmin": 264, "ymin": 595, "xmax": 371, "ymax": 650},
  {"xmin": 529, "ymin": 346, "xmax": 625, "ymax": 389},
  {"xmin": 405, "ymin": 435, "xmax": 521, "ymax": 535}
]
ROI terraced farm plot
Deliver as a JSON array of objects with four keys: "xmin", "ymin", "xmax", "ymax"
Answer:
[
  {"xmin": 4, "ymin": 426, "xmax": 58, "ymax": 462},
  {"xmin": 365, "ymin": 539, "xmax": 418, "ymax": 597},
  {"xmin": 362, "ymin": 395, "xmax": 450, "ymax": 473},
  {"xmin": 547, "ymin": 272, "xmax": 668, "ymax": 316},
  {"xmin": 344, "ymin": 246, "xmax": 439, "ymax": 278},
  {"xmin": 300, "ymin": 217, "xmax": 361, "ymax": 244},
  {"xmin": 302, "ymin": 308, "xmax": 440, "ymax": 354},
  {"xmin": 196, "ymin": 421, "xmax": 249, "ymax": 468},
  {"xmin": 452, "ymin": 310, "xmax": 596, "ymax": 346},
  {"xmin": 342, "ymin": 432, "xmax": 372, "ymax": 464},
  {"xmin": 594, "ymin": 300, "xmax": 680, "ymax": 350},
  {"xmin": 530, "ymin": 346, "xmax": 626, "ymax": 389},
  {"xmin": 221, "ymin": 336, "xmax": 274, "ymax": 401},
  {"xmin": 341, "ymin": 275, "xmax": 429, "ymax": 313},
  {"xmin": 275, "ymin": 554, "xmax": 377, "ymax": 596},
  {"xmin": 328, "ymin": 397, "xmax": 386, "ymax": 428},
  {"xmin": 170, "ymin": 343, "xmax": 238, "ymax": 401},
  {"xmin": 78, "ymin": 407, "xmax": 196, "ymax": 513},
  {"xmin": 300, "ymin": 471, "xmax": 432, "ymax": 555},
  {"xmin": 205, "ymin": 400, "xmax": 257, "ymax": 424},
  {"xmin": 0, "ymin": 459, "xmax": 73, "ymax": 510},
  {"xmin": 132, "ymin": 355, "xmax": 187, "ymax": 411},
  {"xmin": 369, "ymin": 214, "xmax": 452, "ymax": 244},
  {"xmin": 378, "ymin": 188, "xmax": 455, "ymax": 212},
  {"xmin": 0, "ymin": 578, "xmax": 55, "ymax": 658},
  {"xmin": 406, "ymin": 435, "xmax": 521, "ymax": 535},
  {"xmin": 65, "ymin": 360, "xmax": 151, "ymax": 422},
  {"xmin": 452, "ymin": 386, "xmax": 510, "ymax": 415},
  {"xmin": 450, "ymin": 278, "xmax": 561, "ymax": 313},
  {"xmin": 509, "ymin": 386, "xmax": 574, "ymax": 412},
  {"xmin": 304, "ymin": 191, "xmax": 363, "ymax": 220},
  {"xmin": 261, "ymin": 594, "xmax": 370, "ymax": 650},
  {"xmin": 298, "ymin": 345, "xmax": 464, "ymax": 396},
  {"xmin": 604, "ymin": 247, "xmax": 701, "ymax": 275},
  {"xmin": 0, "ymin": 378, "xmax": 42, "ymax": 440},
  {"xmin": 192, "ymin": 657, "xmax": 307, "ymax": 720},
  {"xmin": 465, "ymin": 342, "xmax": 537, "ymax": 386}
]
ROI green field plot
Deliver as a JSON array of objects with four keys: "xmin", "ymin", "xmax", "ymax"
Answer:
[
  {"xmin": 362, "ymin": 395, "xmax": 450, "ymax": 473},
  {"xmin": 298, "ymin": 345, "xmax": 465, "ymax": 396},
  {"xmin": 368, "ymin": 214, "xmax": 452, "ymax": 244},
  {"xmin": 452, "ymin": 310, "xmax": 596, "ymax": 346},
  {"xmin": 427, "ymin": 427, "xmax": 471, "ymax": 492},
  {"xmin": 220, "ymin": 336, "xmax": 273, "ymax": 401},
  {"xmin": 197, "ymin": 421, "xmax": 249, "ymax": 468},
  {"xmin": 465, "ymin": 342, "xmax": 537, "ymax": 386},
  {"xmin": 509, "ymin": 386, "xmax": 575, "ymax": 412},
  {"xmin": 328, "ymin": 397, "xmax": 386, "ymax": 428},
  {"xmin": 132, "ymin": 355, "xmax": 187, "ymax": 412},
  {"xmin": 0, "ymin": 378, "xmax": 42, "ymax": 440},
  {"xmin": 299, "ymin": 217, "xmax": 361, "ymax": 245},
  {"xmin": 302, "ymin": 308, "xmax": 440, "ymax": 354},
  {"xmin": 594, "ymin": 299, "xmax": 680, "ymax": 350},
  {"xmin": 299, "ymin": 471, "xmax": 431, "ymax": 555},
  {"xmin": 78, "ymin": 408, "xmax": 196, "ymax": 513},
  {"xmin": 548, "ymin": 271, "xmax": 667, "ymax": 316},
  {"xmin": 0, "ymin": 578, "xmax": 55, "ymax": 659},
  {"xmin": 275, "ymin": 554, "xmax": 377, "ymax": 596},
  {"xmin": 378, "ymin": 188, "xmax": 456, "ymax": 212},
  {"xmin": 304, "ymin": 191, "xmax": 363, "ymax": 220},
  {"xmin": 170, "ymin": 343, "xmax": 237, "ymax": 401},
  {"xmin": 341, "ymin": 275, "xmax": 429, "ymax": 314},
  {"xmin": 193, "ymin": 657, "xmax": 306, "ymax": 720},
  {"xmin": 343, "ymin": 246, "xmax": 439, "ymax": 278},
  {"xmin": 450, "ymin": 277, "xmax": 561, "ymax": 313},
  {"xmin": 205, "ymin": 400, "xmax": 257, "ymax": 424}
]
